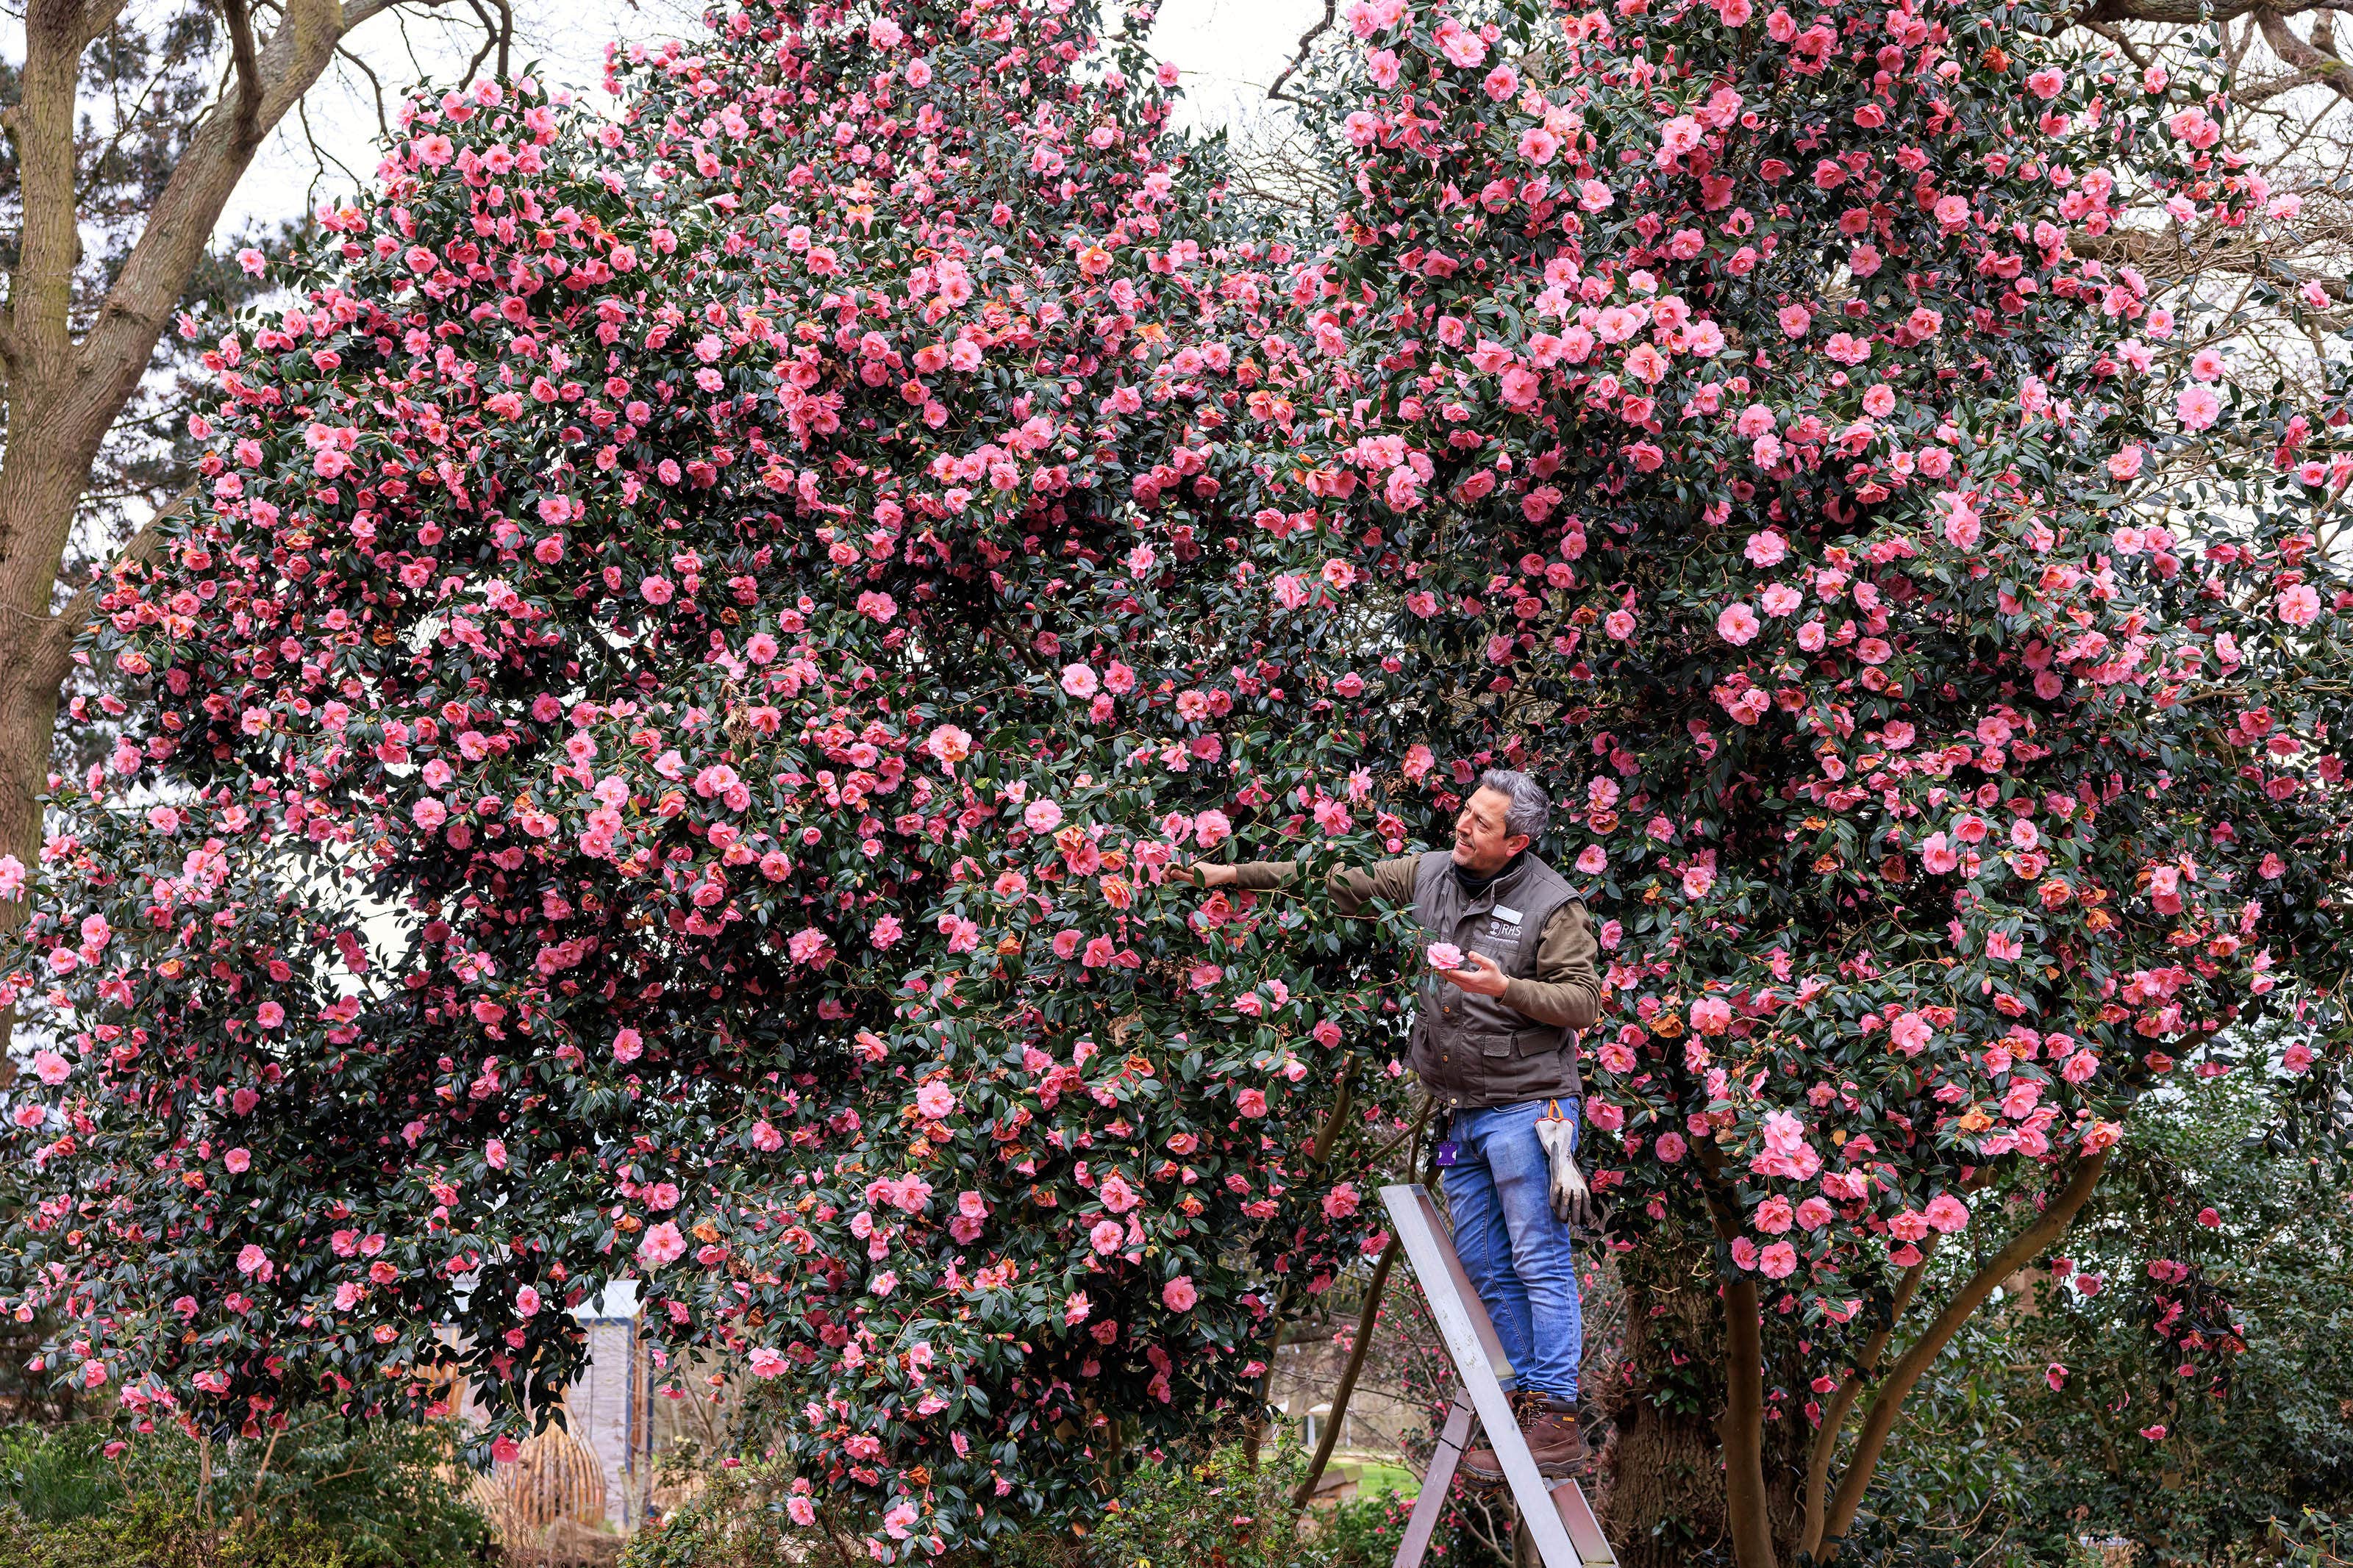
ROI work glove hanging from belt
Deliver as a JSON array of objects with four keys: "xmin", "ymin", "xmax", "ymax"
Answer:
[{"xmin": 1535, "ymin": 1103, "xmax": 1604, "ymax": 1232}]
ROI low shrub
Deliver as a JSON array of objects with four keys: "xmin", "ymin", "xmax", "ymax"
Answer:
[{"xmin": 0, "ymin": 1417, "xmax": 489, "ymax": 1568}]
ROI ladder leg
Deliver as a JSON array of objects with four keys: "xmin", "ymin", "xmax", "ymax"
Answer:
[
  {"xmin": 1548, "ymin": 1475, "xmax": 1620, "ymax": 1567},
  {"xmin": 1390, "ymin": 1397, "xmax": 1476, "ymax": 1568}
]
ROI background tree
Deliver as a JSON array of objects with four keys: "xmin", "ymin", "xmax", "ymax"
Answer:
[
  {"xmin": 0, "ymin": 0, "xmax": 1418, "ymax": 1558},
  {"xmin": 0, "ymin": 0, "xmax": 520, "ymax": 1051}
]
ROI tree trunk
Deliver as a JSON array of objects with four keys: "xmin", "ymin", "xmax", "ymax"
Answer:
[
  {"xmin": 1601, "ymin": 1228, "xmax": 1809, "ymax": 1568},
  {"xmin": 1601, "ymin": 1231, "xmax": 1731, "ymax": 1567}
]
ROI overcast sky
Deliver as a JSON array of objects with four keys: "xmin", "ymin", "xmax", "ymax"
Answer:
[{"xmin": 223, "ymin": 0, "xmax": 1325, "ymax": 240}]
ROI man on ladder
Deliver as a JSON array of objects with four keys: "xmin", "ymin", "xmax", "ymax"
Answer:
[{"xmin": 1183, "ymin": 767, "xmax": 1604, "ymax": 1483}]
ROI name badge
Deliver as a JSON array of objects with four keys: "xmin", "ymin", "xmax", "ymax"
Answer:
[{"xmin": 1492, "ymin": 903, "xmax": 1524, "ymax": 926}]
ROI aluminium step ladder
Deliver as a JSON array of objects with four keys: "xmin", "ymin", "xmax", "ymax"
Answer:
[{"xmin": 1379, "ymin": 1183, "xmax": 1619, "ymax": 1568}]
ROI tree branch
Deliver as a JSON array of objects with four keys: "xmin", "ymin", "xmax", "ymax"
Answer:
[
  {"xmin": 1266, "ymin": 0, "xmax": 1338, "ymax": 103},
  {"xmin": 1290, "ymin": 1234, "xmax": 1399, "ymax": 1512},
  {"xmin": 1815, "ymin": 1151, "xmax": 2113, "ymax": 1559},
  {"xmin": 223, "ymin": 0, "xmax": 267, "ymax": 143},
  {"xmin": 2256, "ymin": 7, "xmax": 2353, "ymax": 101},
  {"xmin": 1797, "ymin": 1250, "xmax": 1934, "ymax": 1560},
  {"xmin": 1696, "ymin": 1153, "xmax": 1779, "ymax": 1568}
]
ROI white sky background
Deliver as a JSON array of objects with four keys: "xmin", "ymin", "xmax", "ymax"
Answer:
[{"xmin": 221, "ymin": 0, "xmax": 1329, "ymax": 240}]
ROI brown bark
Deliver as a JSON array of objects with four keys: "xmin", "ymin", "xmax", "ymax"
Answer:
[
  {"xmin": 0, "ymin": 0, "xmax": 438, "ymax": 1051},
  {"xmin": 1599, "ymin": 1230, "xmax": 1732, "ymax": 1568}
]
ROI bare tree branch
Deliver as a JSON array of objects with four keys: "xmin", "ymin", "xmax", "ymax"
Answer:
[
  {"xmin": 223, "ymin": 0, "xmax": 266, "ymax": 142},
  {"xmin": 2257, "ymin": 7, "xmax": 2353, "ymax": 101},
  {"xmin": 1267, "ymin": 0, "xmax": 1338, "ymax": 104}
]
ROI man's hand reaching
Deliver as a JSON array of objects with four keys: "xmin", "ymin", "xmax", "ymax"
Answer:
[
  {"xmin": 1438, "ymin": 948, "xmax": 1510, "ymax": 998},
  {"xmin": 1180, "ymin": 862, "xmax": 1238, "ymax": 888}
]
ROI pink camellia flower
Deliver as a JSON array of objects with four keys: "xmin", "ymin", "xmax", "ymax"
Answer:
[
  {"xmin": 491, "ymin": 1435, "xmax": 521, "ymax": 1464},
  {"xmin": 1427, "ymin": 942, "xmax": 1465, "ymax": 970},
  {"xmin": 2046, "ymin": 1362, "xmax": 2068, "ymax": 1390},
  {"xmin": 1717, "ymin": 603, "xmax": 1762, "ymax": 644},
  {"xmin": 1758, "ymin": 1241, "xmax": 1799, "ymax": 1279},
  {"xmin": 1604, "ymin": 609, "xmax": 1637, "ymax": 639},
  {"xmin": 749, "ymin": 1347, "xmax": 787, "ymax": 1378},
  {"xmin": 485, "ymin": 1139, "xmax": 507, "ymax": 1170},
  {"xmin": 1023, "ymin": 798, "xmax": 1064, "ymax": 833},
  {"xmin": 1237, "ymin": 1087, "xmax": 1270, "ymax": 1117},
  {"xmin": 1889, "ymin": 1011, "xmax": 1934, "ymax": 1054},
  {"xmin": 1163, "ymin": 1275, "xmax": 1199, "ymax": 1311},
  {"xmin": 1089, "ymin": 1220, "xmax": 1124, "ymax": 1253},
  {"xmin": 236, "ymin": 1245, "xmax": 270, "ymax": 1278},
  {"xmin": 224, "ymin": 1148, "xmax": 251, "ymax": 1173},
  {"xmin": 786, "ymin": 1495, "xmax": 817, "ymax": 1527},
  {"xmin": 2176, "ymin": 384, "xmax": 2221, "ymax": 431},
  {"xmin": 256, "ymin": 1001, "xmax": 286, "ymax": 1028},
  {"xmin": 636, "ymin": 1221, "xmax": 688, "ymax": 1267},
  {"xmin": 2277, "ymin": 584, "xmax": 2322, "ymax": 627},
  {"xmin": 613, "ymin": 1028, "xmax": 643, "ymax": 1063},
  {"xmin": 1060, "ymin": 662, "xmax": 1099, "ymax": 698},
  {"xmin": 32, "ymin": 1049, "xmax": 71, "ymax": 1086},
  {"xmin": 1924, "ymin": 1193, "xmax": 1971, "ymax": 1233},
  {"xmin": 516, "ymin": 1285, "xmax": 542, "ymax": 1318},
  {"xmin": 915, "ymin": 1082, "xmax": 957, "ymax": 1119}
]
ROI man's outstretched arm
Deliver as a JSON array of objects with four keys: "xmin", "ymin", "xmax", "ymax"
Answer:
[{"xmin": 1182, "ymin": 855, "xmax": 1420, "ymax": 914}]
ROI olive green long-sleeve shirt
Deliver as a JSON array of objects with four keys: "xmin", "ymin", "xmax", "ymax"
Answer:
[{"xmin": 1224, "ymin": 856, "xmax": 1603, "ymax": 1031}]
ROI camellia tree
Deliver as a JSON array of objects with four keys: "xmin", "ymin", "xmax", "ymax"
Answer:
[
  {"xmin": 5, "ymin": 0, "xmax": 2352, "ymax": 1563},
  {"xmin": 0, "ymin": 0, "xmax": 1438, "ymax": 1557},
  {"xmin": 1254, "ymin": 0, "xmax": 2353, "ymax": 1560}
]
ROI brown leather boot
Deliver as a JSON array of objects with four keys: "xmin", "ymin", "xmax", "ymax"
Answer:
[{"xmin": 1459, "ymin": 1393, "xmax": 1592, "ymax": 1486}]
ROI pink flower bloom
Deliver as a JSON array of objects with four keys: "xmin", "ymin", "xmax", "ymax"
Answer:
[
  {"xmin": 1163, "ymin": 1275, "xmax": 1199, "ymax": 1311},
  {"xmin": 2277, "ymin": 584, "xmax": 2321, "ymax": 627},
  {"xmin": 2176, "ymin": 384, "xmax": 2221, "ymax": 431},
  {"xmin": 637, "ymin": 1221, "xmax": 688, "ymax": 1267},
  {"xmin": 1427, "ymin": 942, "xmax": 1465, "ymax": 970},
  {"xmin": 224, "ymin": 1148, "xmax": 251, "ymax": 1173},
  {"xmin": 1089, "ymin": 1220, "xmax": 1124, "ymax": 1253},
  {"xmin": 31, "ymin": 1049, "xmax": 71, "ymax": 1086},
  {"xmin": 915, "ymin": 1082, "xmax": 957, "ymax": 1119},
  {"xmin": 1060, "ymin": 662, "xmax": 1100, "ymax": 698},
  {"xmin": 1024, "ymin": 798, "xmax": 1064, "ymax": 833},
  {"xmin": 1717, "ymin": 603, "xmax": 1761, "ymax": 644},
  {"xmin": 614, "ymin": 1028, "xmax": 643, "ymax": 1063},
  {"xmin": 1758, "ymin": 1241, "xmax": 1798, "ymax": 1278},
  {"xmin": 749, "ymin": 1347, "xmax": 787, "ymax": 1378},
  {"xmin": 516, "ymin": 1285, "xmax": 542, "ymax": 1317}
]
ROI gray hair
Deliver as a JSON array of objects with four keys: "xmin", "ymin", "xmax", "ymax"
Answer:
[{"xmin": 1475, "ymin": 768, "xmax": 1551, "ymax": 842}]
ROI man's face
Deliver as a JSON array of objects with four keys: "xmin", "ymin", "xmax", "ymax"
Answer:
[{"xmin": 1452, "ymin": 787, "xmax": 1530, "ymax": 875}]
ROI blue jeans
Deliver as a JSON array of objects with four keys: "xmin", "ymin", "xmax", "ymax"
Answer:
[{"xmin": 1442, "ymin": 1100, "xmax": 1583, "ymax": 1402}]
